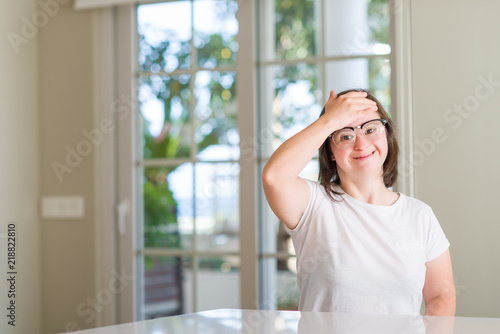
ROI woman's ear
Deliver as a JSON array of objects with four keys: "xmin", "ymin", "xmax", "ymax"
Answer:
[{"xmin": 331, "ymin": 153, "xmax": 335, "ymax": 161}]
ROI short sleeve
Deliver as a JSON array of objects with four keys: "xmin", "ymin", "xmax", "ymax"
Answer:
[
  {"xmin": 285, "ymin": 178, "xmax": 318, "ymax": 234},
  {"xmin": 425, "ymin": 209, "xmax": 450, "ymax": 262}
]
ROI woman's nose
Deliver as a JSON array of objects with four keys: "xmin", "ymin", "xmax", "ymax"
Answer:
[{"xmin": 353, "ymin": 130, "xmax": 370, "ymax": 150}]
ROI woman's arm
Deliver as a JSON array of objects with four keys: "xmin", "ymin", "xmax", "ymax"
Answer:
[
  {"xmin": 261, "ymin": 91, "xmax": 377, "ymax": 229},
  {"xmin": 423, "ymin": 249, "xmax": 456, "ymax": 316}
]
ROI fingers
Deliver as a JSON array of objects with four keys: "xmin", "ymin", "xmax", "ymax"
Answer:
[
  {"xmin": 342, "ymin": 91, "xmax": 369, "ymax": 97},
  {"xmin": 327, "ymin": 90, "xmax": 338, "ymax": 102},
  {"xmin": 363, "ymin": 105, "xmax": 378, "ymax": 112},
  {"xmin": 332, "ymin": 91, "xmax": 377, "ymax": 107},
  {"xmin": 343, "ymin": 97, "xmax": 378, "ymax": 110},
  {"xmin": 324, "ymin": 90, "xmax": 379, "ymax": 125}
]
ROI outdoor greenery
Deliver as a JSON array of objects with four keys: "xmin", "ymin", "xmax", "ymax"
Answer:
[
  {"xmin": 139, "ymin": 2, "xmax": 238, "ymax": 265},
  {"xmin": 367, "ymin": 0, "xmax": 391, "ymax": 111}
]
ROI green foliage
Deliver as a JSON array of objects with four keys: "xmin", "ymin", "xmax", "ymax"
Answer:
[
  {"xmin": 199, "ymin": 257, "xmax": 225, "ymax": 270},
  {"xmin": 143, "ymin": 169, "xmax": 179, "ymax": 247},
  {"xmin": 272, "ymin": 0, "xmax": 318, "ymax": 132},
  {"xmin": 274, "ymin": 0, "xmax": 316, "ymax": 60},
  {"xmin": 139, "ymin": 2, "xmax": 238, "ymax": 259},
  {"xmin": 197, "ymin": 34, "xmax": 237, "ymax": 68},
  {"xmin": 367, "ymin": 0, "xmax": 391, "ymax": 112},
  {"xmin": 139, "ymin": 35, "xmax": 191, "ymax": 73},
  {"xmin": 368, "ymin": 57, "xmax": 391, "ymax": 114},
  {"xmin": 367, "ymin": 0, "xmax": 389, "ymax": 45}
]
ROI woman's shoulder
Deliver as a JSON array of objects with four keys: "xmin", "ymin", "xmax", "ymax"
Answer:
[
  {"xmin": 398, "ymin": 192, "xmax": 434, "ymax": 213},
  {"xmin": 302, "ymin": 178, "xmax": 327, "ymax": 198},
  {"xmin": 302, "ymin": 179, "xmax": 344, "ymax": 203}
]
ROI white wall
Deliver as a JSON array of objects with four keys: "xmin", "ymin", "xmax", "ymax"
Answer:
[
  {"xmin": 2, "ymin": 1, "xmax": 97, "ymax": 333},
  {"xmin": 0, "ymin": 0, "xmax": 41, "ymax": 333},
  {"xmin": 38, "ymin": 3, "xmax": 97, "ymax": 333},
  {"xmin": 411, "ymin": 0, "xmax": 500, "ymax": 317}
]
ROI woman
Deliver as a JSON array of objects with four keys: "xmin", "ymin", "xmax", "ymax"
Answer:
[{"xmin": 262, "ymin": 89, "xmax": 456, "ymax": 316}]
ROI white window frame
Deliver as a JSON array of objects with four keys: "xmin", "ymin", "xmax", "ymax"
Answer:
[
  {"xmin": 90, "ymin": 0, "xmax": 412, "ymax": 326},
  {"xmin": 256, "ymin": 0, "xmax": 414, "ymax": 309},
  {"xmin": 390, "ymin": 0, "xmax": 414, "ymax": 196},
  {"xmin": 98, "ymin": 0, "xmax": 259, "ymax": 323},
  {"xmin": 134, "ymin": 0, "xmax": 259, "ymax": 316},
  {"xmin": 91, "ymin": 4, "xmax": 139, "ymax": 325}
]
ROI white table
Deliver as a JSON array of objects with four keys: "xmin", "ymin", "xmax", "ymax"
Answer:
[{"xmin": 70, "ymin": 309, "xmax": 500, "ymax": 334}]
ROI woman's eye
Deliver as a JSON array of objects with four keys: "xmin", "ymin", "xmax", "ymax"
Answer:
[
  {"xmin": 341, "ymin": 134, "xmax": 354, "ymax": 141},
  {"xmin": 365, "ymin": 127, "xmax": 376, "ymax": 135}
]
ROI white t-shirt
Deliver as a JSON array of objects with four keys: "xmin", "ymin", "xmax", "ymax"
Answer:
[{"xmin": 287, "ymin": 179, "xmax": 450, "ymax": 316}]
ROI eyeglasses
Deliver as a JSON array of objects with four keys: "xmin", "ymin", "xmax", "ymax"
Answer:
[{"xmin": 329, "ymin": 119, "xmax": 388, "ymax": 149}]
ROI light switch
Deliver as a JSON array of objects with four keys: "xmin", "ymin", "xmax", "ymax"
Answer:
[{"xmin": 41, "ymin": 196, "xmax": 85, "ymax": 219}]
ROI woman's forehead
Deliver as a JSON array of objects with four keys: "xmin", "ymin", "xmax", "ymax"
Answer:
[{"xmin": 346, "ymin": 110, "xmax": 381, "ymax": 128}]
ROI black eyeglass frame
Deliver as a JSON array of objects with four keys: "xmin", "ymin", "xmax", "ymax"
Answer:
[{"xmin": 328, "ymin": 118, "xmax": 389, "ymax": 147}]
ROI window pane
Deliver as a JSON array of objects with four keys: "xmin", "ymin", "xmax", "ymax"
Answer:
[
  {"xmin": 368, "ymin": 57, "xmax": 391, "ymax": 113},
  {"xmin": 260, "ymin": 258, "xmax": 299, "ymax": 310},
  {"xmin": 143, "ymin": 256, "xmax": 193, "ymax": 319},
  {"xmin": 194, "ymin": 0, "xmax": 239, "ymax": 68},
  {"xmin": 139, "ymin": 75, "xmax": 191, "ymax": 159},
  {"xmin": 195, "ymin": 162, "xmax": 239, "ymax": 252},
  {"xmin": 257, "ymin": 0, "xmax": 392, "ymax": 318},
  {"xmin": 325, "ymin": 58, "xmax": 369, "ymax": 91},
  {"xmin": 143, "ymin": 165, "xmax": 193, "ymax": 250},
  {"xmin": 194, "ymin": 71, "xmax": 239, "ymax": 160},
  {"xmin": 197, "ymin": 256, "xmax": 240, "ymax": 311},
  {"xmin": 259, "ymin": 64, "xmax": 322, "ymax": 156},
  {"xmin": 324, "ymin": 0, "xmax": 390, "ymax": 57},
  {"xmin": 260, "ymin": 0, "xmax": 318, "ymax": 61},
  {"xmin": 138, "ymin": 1, "xmax": 192, "ymax": 72},
  {"xmin": 138, "ymin": 0, "xmax": 243, "ymax": 319},
  {"xmin": 325, "ymin": 57, "xmax": 391, "ymax": 112}
]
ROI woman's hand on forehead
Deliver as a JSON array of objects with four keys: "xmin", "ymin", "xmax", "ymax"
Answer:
[{"xmin": 323, "ymin": 90, "xmax": 378, "ymax": 131}]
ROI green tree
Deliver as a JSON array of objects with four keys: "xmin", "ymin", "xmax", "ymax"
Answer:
[{"xmin": 139, "ymin": 1, "xmax": 238, "ymax": 264}]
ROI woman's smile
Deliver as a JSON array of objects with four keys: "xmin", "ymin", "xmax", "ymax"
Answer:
[{"xmin": 352, "ymin": 150, "xmax": 376, "ymax": 160}]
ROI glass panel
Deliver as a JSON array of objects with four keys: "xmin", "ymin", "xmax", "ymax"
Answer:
[
  {"xmin": 195, "ymin": 162, "xmax": 239, "ymax": 252},
  {"xmin": 260, "ymin": 0, "xmax": 317, "ymax": 61},
  {"xmin": 139, "ymin": 75, "xmax": 191, "ymax": 159},
  {"xmin": 260, "ymin": 257, "xmax": 299, "ymax": 310},
  {"xmin": 194, "ymin": 71, "xmax": 239, "ymax": 160},
  {"xmin": 324, "ymin": 0, "xmax": 390, "ymax": 57},
  {"xmin": 143, "ymin": 256, "xmax": 193, "ymax": 319},
  {"xmin": 325, "ymin": 58, "xmax": 369, "ymax": 92},
  {"xmin": 138, "ymin": 1, "xmax": 192, "ymax": 72},
  {"xmin": 197, "ymin": 256, "xmax": 240, "ymax": 311},
  {"xmin": 194, "ymin": 0, "xmax": 239, "ymax": 69},
  {"xmin": 325, "ymin": 58, "xmax": 390, "ymax": 113},
  {"xmin": 368, "ymin": 57, "xmax": 391, "ymax": 114},
  {"xmin": 143, "ymin": 165, "xmax": 193, "ymax": 250},
  {"xmin": 367, "ymin": 0, "xmax": 390, "ymax": 45},
  {"xmin": 259, "ymin": 64, "xmax": 322, "ymax": 156}
]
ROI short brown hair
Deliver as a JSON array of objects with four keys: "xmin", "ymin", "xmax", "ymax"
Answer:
[{"xmin": 318, "ymin": 89, "xmax": 399, "ymax": 201}]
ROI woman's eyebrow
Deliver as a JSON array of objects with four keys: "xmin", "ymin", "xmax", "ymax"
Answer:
[
  {"xmin": 344, "ymin": 119, "xmax": 379, "ymax": 129},
  {"xmin": 340, "ymin": 123, "xmax": 361, "ymax": 130}
]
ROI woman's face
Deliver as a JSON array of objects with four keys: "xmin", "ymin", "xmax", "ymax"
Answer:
[{"xmin": 329, "ymin": 110, "xmax": 389, "ymax": 183}]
